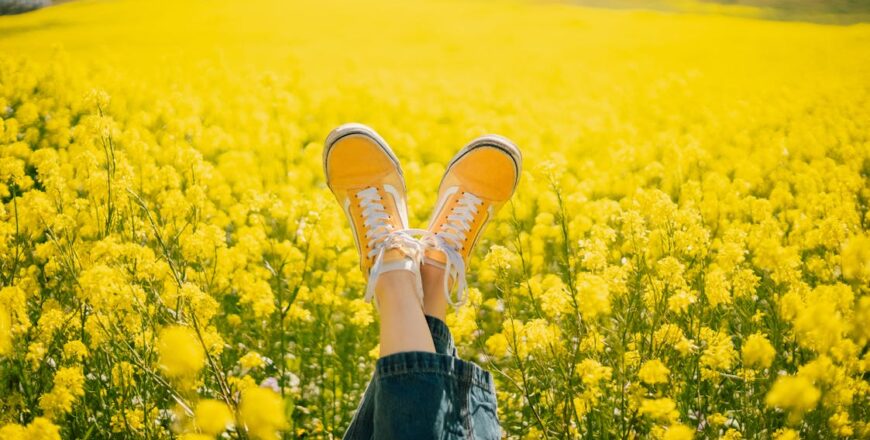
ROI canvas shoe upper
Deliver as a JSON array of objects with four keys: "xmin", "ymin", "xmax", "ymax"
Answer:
[
  {"xmin": 324, "ymin": 123, "xmax": 425, "ymax": 305},
  {"xmin": 422, "ymin": 135, "xmax": 522, "ymax": 307}
]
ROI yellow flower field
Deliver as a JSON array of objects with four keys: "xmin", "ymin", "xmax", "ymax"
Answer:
[{"xmin": 0, "ymin": 0, "xmax": 868, "ymax": 438}]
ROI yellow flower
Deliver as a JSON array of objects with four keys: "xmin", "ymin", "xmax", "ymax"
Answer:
[
  {"xmin": 35, "ymin": 308, "xmax": 65, "ymax": 343},
  {"xmin": 26, "ymin": 342, "xmax": 46, "ymax": 368},
  {"xmin": 741, "ymin": 333, "xmax": 775, "ymax": 369},
  {"xmin": 765, "ymin": 375, "xmax": 820, "ymax": 422},
  {"xmin": 368, "ymin": 344, "xmax": 380, "ymax": 360},
  {"xmin": 520, "ymin": 319, "xmax": 562, "ymax": 356},
  {"xmin": 27, "ymin": 418, "xmax": 62, "ymax": 440},
  {"xmin": 62, "ymin": 340, "xmax": 89, "ymax": 361},
  {"xmin": 828, "ymin": 411, "xmax": 853, "ymax": 437},
  {"xmin": 158, "ymin": 325, "xmax": 205, "ymax": 378},
  {"xmin": 239, "ymin": 351, "xmax": 266, "ymax": 370},
  {"xmin": 731, "ymin": 269, "xmax": 759, "ymax": 298},
  {"xmin": 179, "ymin": 434, "xmax": 213, "ymax": 440},
  {"xmin": 639, "ymin": 398, "xmax": 679, "ymax": 422},
  {"xmin": 534, "ymin": 274, "xmax": 571, "ymax": 317},
  {"xmin": 240, "ymin": 387, "xmax": 288, "ymax": 439},
  {"xmin": 668, "ymin": 289, "xmax": 697, "ymax": 315},
  {"xmin": 229, "ymin": 375, "xmax": 258, "ymax": 394},
  {"xmin": 576, "ymin": 273, "xmax": 611, "ymax": 319},
  {"xmin": 575, "ymin": 358, "xmax": 612, "ymax": 386},
  {"xmin": 485, "ymin": 333, "xmax": 509, "ymax": 358},
  {"xmin": 772, "ymin": 428, "xmax": 800, "ymax": 440},
  {"xmin": 236, "ymin": 275, "xmax": 276, "ymax": 318},
  {"xmin": 0, "ymin": 418, "xmax": 62, "ymax": 440},
  {"xmin": 704, "ymin": 266, "xmax": 731, "ymax": 308},
  {"xmin": 654, "ymin": 324, "xmax": 691, "ymax": 355},
  {"xmin": 0, "ymin": 423, "xmax": 26, "ymax": 440},
  {"xmin": 227, "ymin": 314, "xmax": 242, "ymax": 327},
  {"xmin": 663, "ymin": 424, "xmax": 694, "ymax": 440},
  {"xmin": 195, "ymin": 399, "xmax": 234, "ymax": 435},
  {"xmin": 580, "ymin": 329, "xmax": 606, "ymax": 353},
  {"xmin": 700, "ymin": 327, "xmax": 736, "ymax": 373},
  {"xmin": 110, "ymin": 409, "xmax": 144, "ymax": 433},
  {"xmin": 707, "ymin": 413, "xmax": 727, "ymax": 427},
  {"xmin": 483, "ymin": 245, "xmax": 518, "ymax": 272},
  {"xmin": 112, "ymin": 362, "xmax": 136, "ymax": 389},
  {"xmin": 348, "ymin": 299, "xmax": 374, "ymax": 326},
  {"xmin": 638, "ymin": 359, "xmax": 670, "ymax": 385},
  {"xmin": 656, "ymin": 257, "xmax": 685, "ymax": 288},
  {"xmin": 0, "ymin": 303, "xmax": 11, "ymax": 355},
  {"xmin": 39, "ymin": 366, "xmax": 86, "ymax": 418},
  {"xmin": 720, "ymin": 428, "xmax": 742, "ymax": 440},
  {"xmin": 573, "ymin": 395, "xmax": 590, "ymax": 419},
  {"xmin": 446, "ymin": 290, "xmax": 482, "ymax": 344},
  {"xmin": 840, "ymin": 233, "xmax": 870, "ymax": 283},
  {"xmin": 793, "ymin": 298, "xmax": 847, "ymax": 354}
]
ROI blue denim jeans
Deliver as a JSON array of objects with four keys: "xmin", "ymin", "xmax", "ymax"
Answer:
[{"xmin": 343, "ymin": 316, "xmax": 501, "ymax": 439}]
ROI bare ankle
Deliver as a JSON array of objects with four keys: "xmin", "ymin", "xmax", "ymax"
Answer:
[{"xmin": 421, "ymin": 263, "xmax": 448, "ymax": 320}]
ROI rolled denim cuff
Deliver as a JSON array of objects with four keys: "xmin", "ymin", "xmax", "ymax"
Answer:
[
  {"xmin": 424, "ymin": 315, "xmax": 456, "ymax": 356},
  {"xmin": 375, "ymin": 350, "xmax": 496, "ymax": 393}
]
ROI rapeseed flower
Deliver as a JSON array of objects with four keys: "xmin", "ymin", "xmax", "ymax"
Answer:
[
  {"xmin": 638, "ymin": 359, "xmax": 670, "ymax": 385},
  {"xmin": 195, "ymin": 399, "xmax": 234, "ymax": 435},
  {"xmin": 663, "ymin": 424, "xmax": 695, "ymax": 440},
  {"xmin": 765, "ymin": 375, "xmax": 820, "ymax": 423},
  {"xmin": 0, "ymin": 418, "xmax": 61, "ymax": 440},
  {"xmin": 640, "ymin": 398, "xmax": 679, "ymax": 423},
  {"xmin": 62, "ymin": 340, "xmax": 89, "ymax": 361},
  {"xmin": 741, "ymin": 333, "xmax": 775, "ymax": 369},
  {"xmin": 239, "ymin": 351, "xmax": 266, "ymax": 370},
  {"xmin": 39, "ymin": 367, "xmax": 85, "ymax": 418},
  {"xmin": 158, "ymin": 325, "xmax": 205, "ymax": 378},
  {"xmin": 0, "ymin": 304, "xmax": 11, "ymax": 355},
  {"xmin": 240, "ymin": 387, "xmax": 288, "ymax": 439}
]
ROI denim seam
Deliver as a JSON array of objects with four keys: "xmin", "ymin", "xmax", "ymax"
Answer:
[
  {"xmin": 376, "ymin": 368, "xmax": 494, "ymax": 392},
  {"xmin": 343, "ymin": 378, "xmax": 375, "ymax": 439},
  {"xmin": 459, "ymin": 371, "xmax": 473, "ymax": 437}
]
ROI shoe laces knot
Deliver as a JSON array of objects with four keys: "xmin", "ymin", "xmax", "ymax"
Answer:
[{"xmin": 357, "ymin": 187, "xmax": 427, "ymax": 305}]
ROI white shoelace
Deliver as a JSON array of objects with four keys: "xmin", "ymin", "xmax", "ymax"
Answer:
[
  {"xmin": 357, "ymin": 187, "xmax": 392, "ymax": 259},
  {"xmin": 422, "ymin": 191, "xmax": 484, "ymax": 307},
  {"xmin": 356, "ymin": 187, "xmax": 427, "ymax": 305}
]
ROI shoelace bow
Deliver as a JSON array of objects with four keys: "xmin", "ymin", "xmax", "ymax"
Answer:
[
  {"xmin": 356, "ymin": 187, "xmax": 485, "ymax": 308},
  {"xmin": 421, "ymin": 191, "xmax": 484, "ymax": 307},
  {"xmin": 357, "ymin": 187, "xmax": 427, "ymax": 304}
]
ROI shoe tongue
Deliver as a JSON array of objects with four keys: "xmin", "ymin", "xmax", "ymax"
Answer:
[
  {"xmin": 424, "ymin": 246, "xmax": 449, "ymax": 265},
  {"xmin": 381, "ymin": 248, "xmax": 410, "ymax": 264}
]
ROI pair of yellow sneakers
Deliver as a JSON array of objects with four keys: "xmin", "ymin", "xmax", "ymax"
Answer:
[{"xmin": 323, "ymin": 123, "xmax": 521, "ymax": 308}]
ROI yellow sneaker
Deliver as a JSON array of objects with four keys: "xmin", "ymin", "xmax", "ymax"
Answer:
[
  {"xmin": 323, "ymin": 123, "xmax": 425, "ymax": 304},
  {"xmin": 422, "ymin": 135, "xmax": 522, "ymax": 306}
]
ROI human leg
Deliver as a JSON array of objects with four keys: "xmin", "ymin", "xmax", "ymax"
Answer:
[
  {"xmin": 376, "ymin": 270, "xmax": 435, "ymax": 356},
  {"xmin": 331, "ymin": 125, "xmax": 521, "ymax": 439},
  {"xmin": 421, "ymin": 263, "xmax": 449, "ymax": 322}
]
